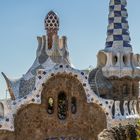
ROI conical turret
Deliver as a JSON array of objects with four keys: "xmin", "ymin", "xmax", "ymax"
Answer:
[
  {"xmin": 97, "ymin": 0, "xmax": 140, "ymax": 78},
  {"xmin": 106, "ymin": 0, "xmax": 131, "ymax": 50}
]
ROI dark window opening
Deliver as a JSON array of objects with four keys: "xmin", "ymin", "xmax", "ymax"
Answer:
[
  {"xmin": 123, "ymin": 85, "xmax": 128, "ymax": 95},
  {"xmin": 47, "ymin": 97, "xmax": 54, "ymax": 114},
  {"xmin": 58, "ymin": 92, "xmax": 67, "ymax": 120},
  {"xmin": 123, "ymin": 55, "xmax": 127, "ymax": 66},
  {"xmin": 71, "ymin": 97, "xmax": 77, "ymax": 114},
  {"xmin": 112, "ymin": 103, "xmax": 115, "ymax": 118},
  {"xmin": 113, "ymin": 55, "xmax": 118, "ymax": 65},
  {"xmin": 100, "ymin": 94, "xmax": 106, "ymax": 98},
  {"xmin": 120, "ymin": 101, "xmax": 124, "ymax": 115},
  {"xmin": 132, "ymin": 84, "xmax": 135, "ymax": 96}
]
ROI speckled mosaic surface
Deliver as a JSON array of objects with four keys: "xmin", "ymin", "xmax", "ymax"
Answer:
[{"xmin": 0, "ymin": 0, "xmax": 139, "ymax": 134}]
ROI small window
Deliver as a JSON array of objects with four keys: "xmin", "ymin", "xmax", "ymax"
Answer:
[
  {"xmin": 100, "ymin": 94, "xmax": 106, "ymax": 98},
  {"xmin": 112, "ymin": 55, "xmax": 118, "ymax": 65},
  {"xmin": 123, "ymin": 55, "xmax": 128, "ymax": 66},
  {"xmin": 58, "ymin": 92, "xmax": 67, "ymax": 120},
  {"xmin": 71, "ymin": 97, "xmax": 77, "ymax": 114},
  {"xmin": 123, "ymin": 85, "xmax": 128, "ymax": 95},
  {"xmin": 47, "ymin": 97, "xmax": 54, "ymax": 114}
]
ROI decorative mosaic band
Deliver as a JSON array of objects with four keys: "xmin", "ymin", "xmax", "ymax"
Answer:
[{"xmin": 106, "ymin": 0, "xmax": 131, "ymax": 48}]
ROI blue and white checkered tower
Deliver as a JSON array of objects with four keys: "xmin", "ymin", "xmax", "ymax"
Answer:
[
  {"xmin": 97, "ymin": 0, "xmax": 140, "ymax": 78},
  {"xmin": 106, "ymin": 0, "xmax": 131, "ymax": 50}
]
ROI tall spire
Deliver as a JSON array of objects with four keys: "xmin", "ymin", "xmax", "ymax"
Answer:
[
  {"xmin": 97, "ymin": 0, "xmax": 140, "ymax": 78},
  {"xmin": 105, "ymin": 0, "xmax": 131, "ymax": 49}
]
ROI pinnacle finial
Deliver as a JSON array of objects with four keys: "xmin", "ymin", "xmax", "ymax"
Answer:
[
  {"xmin": 44, "ymin": 10, "xmax": 59, "ymax": 33},
  {"xmin": 44, "ymin": 11, "xmax": 60, "ymax": 49}
]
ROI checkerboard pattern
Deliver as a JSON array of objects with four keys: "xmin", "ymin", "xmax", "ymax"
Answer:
[{"xmin": 106, "ymin": 0, "xmax": 131, "ymax": 48}]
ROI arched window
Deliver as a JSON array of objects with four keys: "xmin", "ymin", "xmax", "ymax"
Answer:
[
  {"xmin": 58, "ymin": 92, "xmax": 67, "ymax": 120},
  {"xmin": 112, "ymin": 55, "xmax": 118, "ymax": 65},
  {"xmin": 47, "ymin": 97, "xmax": 54, "ymax": 114},
  {"xmin": 71, "ymin": 97, "xmax": 77, "ymax": 114},
  {"xmin": 123, "ymin": 55, "xmax": 128, "ymax": 66}
]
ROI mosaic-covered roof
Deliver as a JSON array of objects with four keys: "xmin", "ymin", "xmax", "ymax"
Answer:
[{"xmin": 2, "ymin": 11, "xmax": 71, "ymax": 99}]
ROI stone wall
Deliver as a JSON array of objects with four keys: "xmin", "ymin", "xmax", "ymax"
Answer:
[
  {"xmin": 0, "ymin": 131, "xmax": 14, "ymax": 140},
  {"xmin": 0, "ymin": 74, "xmax": 107, "ymax": 140},
  {"xmin": 108, "ymin": 77, "xmax": 139, "ymax": 101}
]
